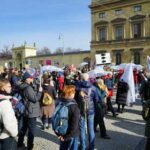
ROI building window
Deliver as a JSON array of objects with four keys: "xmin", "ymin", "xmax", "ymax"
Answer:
[
  {"xmin": 115, "ymin": 9, "xmax": 123, "ymax": 15},
  {"xmin": 99, "ymin": 27, "xmax": 107, "ymax": 41},
  {"xmin": 116, "ymin": 53, "xmax": 122, "ymax": 65},
  {"xmin": 99, "ymin": 12, "xmax": 106, "ymax": 18},
  {"xmin": 134, "ymin": 5, "xmax": 141, "ymax": 12},
  {"xmin": 115, "ymin": 25, "xmax": 124, "ymax": 40},
  {"xmin": 132, "ymin": 23, "xmax": 142, "ymax": 38},
  {"xmin": 134, "ymin": 52, "xmax": 140, "ymax": 64}
]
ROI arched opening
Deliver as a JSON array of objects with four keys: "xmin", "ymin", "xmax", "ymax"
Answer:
[
  {"xmin": 116, "ymin": 53, "xmax": 122, "ymax": 65},
  {"xmin": 134, "ymin": 52, "xmax": 140, "ymax": 64}
]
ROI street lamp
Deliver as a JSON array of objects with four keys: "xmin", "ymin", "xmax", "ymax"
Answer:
[{"xmin": 58, "ymin": 33, "xmax": 65, "ymax": 66}]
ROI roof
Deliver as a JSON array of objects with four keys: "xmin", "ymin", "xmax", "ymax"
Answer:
[{"xmin": 26, "ymin": 50, "xmax": 91, "ymax": 59}]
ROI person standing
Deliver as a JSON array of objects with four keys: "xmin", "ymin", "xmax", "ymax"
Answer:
[
  {"xmin": 54, "ymin": 85, "xmax": 80, "ymax": 150},
  {"xmin": 41, "ymin": 79, "xmax": 57, "ymax": 130},
  {"xmin": 76, "ymin": 73, "xmax": 98, "ymax": 150},
  {"xmin": 93, "ymin": 78, "xmax": 110, "ymax": 139},
  {"xmin": 139, "ymin": 73, "xmax": 150, "ymax": 150},
  {"xmin": 0, "ymin": 79, "xmax": 18, "ymax": 149},
  {"xmin": 17, "ymin": 72, "xmax": 42, "ymax": 150},
  {"xmin": 105, "ymin": 73, "xmax": 117, "ymax": 117}
]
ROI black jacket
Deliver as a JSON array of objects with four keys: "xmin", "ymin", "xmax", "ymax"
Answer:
[
  {"xmin": 61, "ymin": 99, "xmax": 80, "ymax": 141},
  {"xmin": 18, "ymin": 82, "xmax": 42, "ymax": 118}
]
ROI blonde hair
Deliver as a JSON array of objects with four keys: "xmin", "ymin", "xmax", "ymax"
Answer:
[
  {"xmin": 97, "ymin": 79, "xmax": 108, "ymax": 93},
  {"xmin": 0, "ymin": 79, "xmax": 10, "ymax": 90},
  {"xmin": 62, "ymin": 85, "xmax": 75, "ymax": 98}
]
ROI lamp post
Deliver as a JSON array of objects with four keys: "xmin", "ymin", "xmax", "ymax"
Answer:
[{"xmin": 59, "ymin": 33, "xmax": 65, "ymax": 66}]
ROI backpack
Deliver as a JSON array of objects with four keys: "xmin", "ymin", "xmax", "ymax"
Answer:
[
  {"xmin": 11, "ymin": 85, "xmax": 29, "ymax": 118},
  {"xmin": 79, "ymin": 88, "xmax": 92, "ymax": 116},
  {"xmin": 51, "ymin": 101, "xmax": 76, "ymax": 136},
  {"xmin": 42, "ymin": 92, "xmax": 53, "ymax": 105},
  {"xmin": 11, "ymin": 93, "xmax": 26, "ymax": 118}
]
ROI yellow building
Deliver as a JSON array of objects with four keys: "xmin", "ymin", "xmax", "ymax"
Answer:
[
  {"xmin": 89, "ymin": 0, "xmax": 150, "ymax": 65},
  {"xmin": 0, "ymin": 44, "xmax": 91, "ymax": 69},
  {"xmin": 0, "ymin": 0, "xmax": 149, "ymax": 69}
]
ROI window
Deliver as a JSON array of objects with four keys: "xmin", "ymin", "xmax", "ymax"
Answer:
[
  {"xmin": 134, "ymin": 52, "xmax": 140, "ymax": 64},
  {"xmin": 116, "ymin": 53, "xmax": 122, "ymax": 65},
  {"xmin": 133, "ymin": 23, "xmax": 142, "ymax": 38},
  {"xmin": 99, "ymin": 27, "xmax": 107, "ymax": 41},
  {"xmin": 99, "ymin": 12, "xmax": 106, "ymax": 18},
  {"xmin": 134, "ymin": 5, "xmax": 141, "ymax": 12},
  {"xmin": 115, "ymin": 25, "xmax": 124, "ymax": 40},
  {"xmin": 115, "ymin": 9, "xmax": 123, "ymax": 15}
]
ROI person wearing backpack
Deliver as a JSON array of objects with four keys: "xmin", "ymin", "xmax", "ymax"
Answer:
[
  {"xmin": 17, "ymin": 72, "xmax": 42, "ymax": 150},
  {"xmin": 52, "ymin": 85, "xmax": 80, "ymax": 150},
  {"xmin": 40, "ymin": 79, "xmax": 57, "ymax": 130},
  {"xmin": 0, "ymin": 79, "xmax": 18, "ymax": 150},
  {"xmin": 76, "ymin": 73, "xmax": 99, "ymax": 150}
]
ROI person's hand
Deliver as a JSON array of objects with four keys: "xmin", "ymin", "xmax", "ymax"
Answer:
[{"xmin": 58, "ymin": 136, "xmax": 65, "ymax": 141}]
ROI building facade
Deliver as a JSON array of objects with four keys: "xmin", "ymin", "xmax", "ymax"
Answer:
[
  {"xmin": 0, "ymin": 45, "xmax": 91, "ymax": 69},
  {"xmin": 89, "ymin": 0, "xmax": 150, "ymax": 65},
  {"xmin": 0, "ymin": 0, "xmax": 149, "ymax": 69}
]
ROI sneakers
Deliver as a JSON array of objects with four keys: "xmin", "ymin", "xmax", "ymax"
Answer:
[
  {"xmin": 41, "ymin": 126, "xmax": 45, "ymax": 130},
  {"xmin": 46, "ymin": 124, "xmax": 51, "ymax": 129}
]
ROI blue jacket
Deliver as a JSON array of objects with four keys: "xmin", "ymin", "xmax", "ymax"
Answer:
[
  {"xmin": 93, "ymin": 82, "xmax": 106, "ymax": 103},
  {"xmin": 79, "ymin": 81, "xmax": 99, "ymax": 115},
  {"xmin": 105, "ymin": 78, "xmax": 114, "ymax": 90}
]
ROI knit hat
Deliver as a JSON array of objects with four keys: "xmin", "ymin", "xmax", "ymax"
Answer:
[{"xmin": 22, "ymin": 72, "xmax": 33, "ymax": 81}]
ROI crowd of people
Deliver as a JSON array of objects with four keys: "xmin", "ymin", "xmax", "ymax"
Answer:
[{"xmin": 0, "ymin": 64, "xmax": 150, "ymax": 150}]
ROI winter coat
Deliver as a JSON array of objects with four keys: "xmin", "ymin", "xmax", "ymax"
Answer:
[
  {"xmin": 105, "ymin": 78, "xmax": 114, "ymax": 90},
  {"xmin": 60, "ymin": 98, "xmax": 80, "ymax": 141},
  {"xmin": 41, "ymin": 85, "xmax": 57, "ymax": 118},
  {"xmin": 0, "ymin": 94, "xmax": 18, "ymax": 139},
  {"xmin": 18, "ymin": 82, "xmax": 42, "ymax": 118},
  {"xmin": 75, "ymin": 81, "xmax": 99, "ymax": 116},
  {"xmin": 116, "ymin": 81, "xmax": 129, "ymax": 105}
]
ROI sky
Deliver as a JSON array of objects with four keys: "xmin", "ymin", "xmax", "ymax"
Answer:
[{"xmin": 0, "ymin": 0, "xmax": 91, "ymax": 51}]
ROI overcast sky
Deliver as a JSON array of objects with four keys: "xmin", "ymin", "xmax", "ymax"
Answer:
[{"xmin": 0, "ymin": 0, "xmax": 91, "ymax": 51}]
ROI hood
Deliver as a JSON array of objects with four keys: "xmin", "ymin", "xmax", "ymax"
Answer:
[
  {"xmin": 17, "ymin": 82, "xmax": 29, "ymax": 90},
  {"xmin": 0, "ymin": 94, "xmax": 12, "ymax": 101},
  {"xmin": 80, "ymin": 81, "xmax": 92, "ymax": 88}
]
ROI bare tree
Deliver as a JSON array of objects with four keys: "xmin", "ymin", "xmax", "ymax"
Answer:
[
  {"xmin": 0, "ymin": 45, "xmax": 12, "ymax": 58},
  {"xmin": 37, "ymin": 47, "xmax": 51, "ymax": 55},
  {"xmin": 54, "ymin": 47, "xmax": 64, "ymax": 54},
  {"xmin": 65, "ymin": 47, "xmax": 82, "ymax": 52}
]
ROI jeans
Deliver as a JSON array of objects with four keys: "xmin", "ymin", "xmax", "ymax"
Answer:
[
  {"xmin": 18, "ymin": 117, "xmax": 36, "ymax": 150},
  {"xmin": 0, "ymin": 137, "xmax": 15, "ymax": 150},
  {"xmin": 79, "ymin": 115, "xmax": 95, "ymax": 150},
  {"xmin": 60, "ymin": 137, "xmax": 78, "ymax": 150}
]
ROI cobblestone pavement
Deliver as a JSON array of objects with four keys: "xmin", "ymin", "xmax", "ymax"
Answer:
[{"xmin": 14, "ymin": 97, "xmax": 145, "ymax": 150}]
